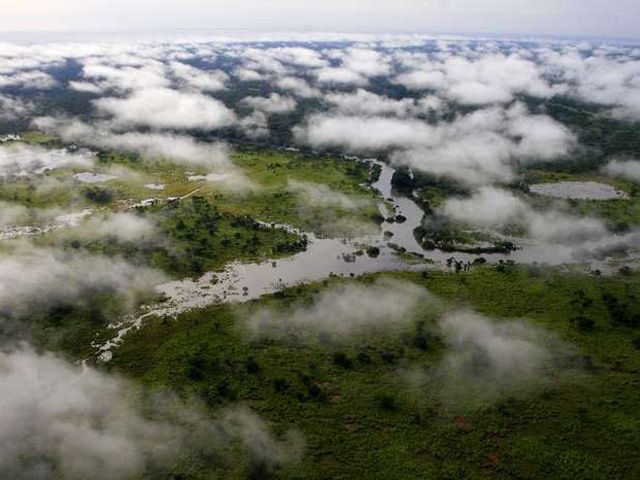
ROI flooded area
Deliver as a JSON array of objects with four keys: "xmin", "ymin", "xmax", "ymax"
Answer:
[
  {"xmin": 94, "ymin": 160, "xmax": 640, "ymax": 361},
  {"xmin": 73, "ymin": 172, "xmax": 118, "ymax": 183},
  {"xmin": 530, "ymin": 181, "xmax": 627, "ymax": 200},
  {"xmin": 0, "ymin": 209, "xmax": 92, "ymax": 240}
]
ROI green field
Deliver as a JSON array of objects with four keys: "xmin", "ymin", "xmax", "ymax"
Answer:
[{"xmin": 107, "ymin": 265, "xmax": 640, "ymax": 479}]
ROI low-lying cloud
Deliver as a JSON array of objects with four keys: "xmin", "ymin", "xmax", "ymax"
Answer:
[
  {"xmin": 77, "ymin": 212, "xmax": 156, "ymax": 243},
  {"xmin": 0, "ymin": 143, "xmax": 96, "ymax": 180},
  {"xmin": 245, "ymin": 278, "xmax": 431, "ymax": 341},
  {"xmin": 242, "ymin": 93, "xmax": 297, "ymax": 114},
  {"xmin": 425, "ymin": 310, "xmax": 565, "ymax": 404},
  {"xmin": 0, "ymin": 245, "xmax": 163, "ymax": 319},
  {"xmin": 296, "ymin": 103, "xmax": 575, "ymax": 186},
  {"xmin": 287, "ymin": 180, "xmax": 377, "ymax": 237},
  {"xmin": 32, "ymin": 117, "xmax": 251, "ymax": 189},
  {"xmin": 0, "ymin": 345, "xmax": 303, "ymax": 479},
  {"xmin": 441, "ymin": 186, "xmax": 609, "ymax": 244},
  {"xmin": 94, "ymin": 88, "xmax": 237, "ymax": 130},
  {"xmin": 602, "ymin": 159, "xmax": 640, "ymax": 182}
]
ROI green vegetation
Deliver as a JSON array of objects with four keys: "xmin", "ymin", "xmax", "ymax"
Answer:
[
  {"xmin": 54, "ymin": 196, "xmax": 307, "ymax": 278},
  {"xmin": 2, "ymin": 146, "xmax": 383, "ymax": 362},
  {"xmin": 5, "ymin": 130, "xmax": 640, "ymax": 478},
  {"xmin": 411, "ymin": 166, "xmax": 640, "ymax": 253},
  {"xmin": 392, "ymin": 166, "xmax": 469, "ymax": 213},
  {"xmin": 415, "ymin": 214, "xmax": 517, "ymax": 254},
  {"xmin": 520, "ymin": 169, "xmax": 640, "ymax": 231},
  {"xmin": 2, "ymin": 142, "xmax": 382, "ymax": 237},
  {"xmin": 210, "ymin": 151, "xmax": 381, "ymax": 235},
  {"xmin": 108, "ymin": 265, "xmax": 640, "ymax": 479}
]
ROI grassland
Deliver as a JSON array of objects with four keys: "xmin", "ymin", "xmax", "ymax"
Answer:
[{"xmin": 108, "ymin": 265, "xmax": 640, "ymax": 479}]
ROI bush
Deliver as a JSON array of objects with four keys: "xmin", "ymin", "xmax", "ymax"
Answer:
[
  {"xmin": 245, "ymin": 357, "xmax": 260, "ymax": 374},
  {"xmin": 272, "ymin": 377, "xmax": 290, "ymax": 394},
  {"xmin": 186, "ymin": 355, "xmax": 207, "ymax": 381},
  {"xmin": 376, "ymin": 394, "xmax": 397, "ymax": 411},
  {"xmin": 356, "ymin": 351, "xmax": 371, "ymax": 365},
  {"xmin": 380, "ymin": 351, "xmax": 397, "ymax": 364},
  {"xmin": 571, "ymin": 315, "xmax": 596, "ymax": 331},
  {"xmin": 332, "ymin": 352, "xmax": 353, "ymax": 369},
  {"xmin": 366, "ymin": 246, "xmax": 380, "ymax": 258},
  {"xmin": 83, "ymin": 186, "xmax": 114, "ymax": 204}
]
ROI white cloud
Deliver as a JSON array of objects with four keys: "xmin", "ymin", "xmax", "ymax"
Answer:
[
  {"xmin": 0, "ymin": 94, "xmax": 33, "ymax": 120},
  {"xmin": 267, "ymin": 47, "xmax": 328, "ymax": 68},
  {"xmin": 0, "ymin": 143, "xmax": 96, "ymax": 180},
  {"xmin": 324, "ymin": 89, "xmax": 422, "ymax": 117},
  {"xmin": 78, "ymin": 213, "xmax": 156, "ymax": 242},
  {"xmin": 296, "ymin": 104, "xmax": 574, "ymax": 185},
  {"xmin": 507, "ymin": 109, "xmax": 576, "ymax": 160},
  {"xmin": 394, "ymin": 69, "xmax": 447, "ymax": 90},
  {"xmin": 238, "ymin": 47, "xmax": 286, "ymax": 74},
  {"xmin": 56, "ymin": 117, "xmax": 227, "ymax": 162},
  {"xmin": 94, "ymin": 88, "xmax": 237, "ymax": 130},
  {"xmin": 542, "ymin": 49, "xmax": 640, "ymax": 119},
  {"xmin": 602, "ymin": 159, "xmax": 640, "ymax": 181},
  {"xmin": 341, "ymin": 48, "xmax": 391, "ymax": 77},
  {"xmin": 245, "ymin": 278, "xmax": 430, "ymax": 341},
  {"xmin": 441, "ymin": 186, "xmax": 609, "ymax": 244},
  {"xmin": 286, "ymin": 180, "xmax": 376, "ymax": 236},
  {"xmin": 169, "ymin": 61, "xmax": 228, "ymax": 92},
  {"xmin": 315, "ymin": 67, "xmax": 368, "ymax": 86},
  {"xmin": 442, "ymin": 186, "xmax": 528, "ymax": 227},
  {"xmin": 241, "ymin": 93, "xmax": 297, "ymax": 114},
  {"xmin": 275, "ymin": 77, "xmax": 320, "ymax": 98},
  {"xmin": 395, "ymin": 132, "xmax": 515, "ymax": 185},
  {"xmin": 441, "ymin": 311, "xmax": 552, "ymax": 380},
  {"xmin": 288, "ymin": 180, "xmax": 370, "ymax": 210},
  {"xmin": 239, "ymin": 110, "xmax": 269, "ymax": 138},
  {"xmin": 395, "ymin": 53, "xmax": 560, "ymax": 105},
  {"xmin": 424, "ymin": 310, "xmax": 563, "ymax": 404},
  {"xmin": 294, "ymin": 114, "xmax": 439, "ymax": 151},
  {"xmin": 32, "ymin": 117, "xmax": 251, "ymax": 190},
  {"xmin": 68, "ymin": 80, "xmax": 105, "ymax": 93},
  {"xmin": 0, "ymin": 345, "xmax": 303, "ymax": 479},
  {"xmin": 233, "ymin": 68, "xmax": 265, "ymax": 82},
  {"xmin": 0, "ymin": 70, "xmax": 58, "ymax": 89},
  {"xmin": 0, "ymin": 245, "xmax": 163, "ymax": 318},
  {"xmin": 0, "ymin": 201, "xmax": 29, "ymax": 227},
  {"xmin": 79, "ymin": 62, "xmax": 169, "ymax": 93}
]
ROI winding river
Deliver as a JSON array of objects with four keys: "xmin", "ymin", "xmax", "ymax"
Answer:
[{"xmin": 95, "ymin": 159, "xmax": 639, "ymax": 361}]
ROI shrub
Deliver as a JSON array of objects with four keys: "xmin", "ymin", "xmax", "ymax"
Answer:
[
  {"xmin": 366, "ymin": 246, "xmax": 380, "ymax": 258},
  {"xmin": 332, "ymin": 352, "xmax": 353, "ymax": 369},
  {"xmin": 376, "ymin": 394, "xmax": 397, "ymax": 411},
  {"xmin": 357, "ymin": 351, "xmax": 371, "ymax": 365},
  {"xmin": 245, "ymin": 357, "xmax": 260, "ymax": 374},
  {"xmin": 83, "ymin": 186, "xmax": 114, "ymax": 204},
  {"xmin": 571, "ymin": 315, "xmax": 596, "ymax": 331},
  {"xmin": 272, "ymin": 377, "xmax": 290, "ymax": 394}
]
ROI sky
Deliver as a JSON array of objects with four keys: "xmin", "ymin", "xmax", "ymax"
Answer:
[{"xmin": 0, "ymin": 0, "xmax": 638, "ymax": 39}]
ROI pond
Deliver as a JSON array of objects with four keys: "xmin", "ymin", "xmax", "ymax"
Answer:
[{"xmin": 529, "ymin": 181, "xmax": 627, "ymax": 200}]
